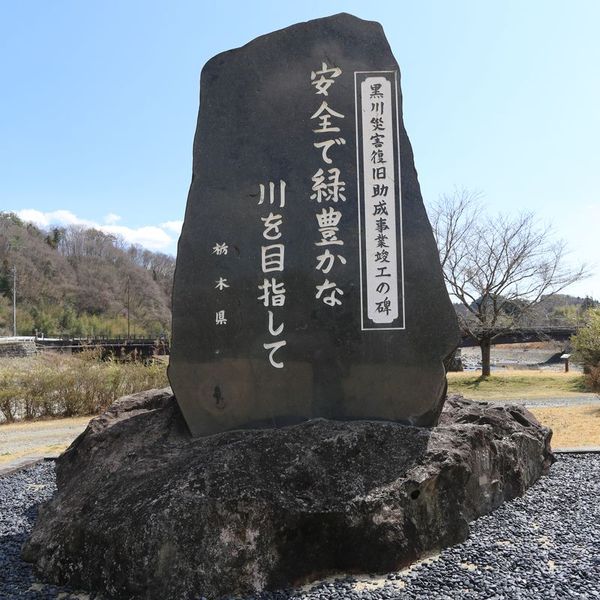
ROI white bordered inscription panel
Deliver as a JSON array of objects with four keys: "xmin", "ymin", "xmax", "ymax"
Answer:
[{"xmin": 354, "ymin": 71, "xmax": 406, "ymax": 330}]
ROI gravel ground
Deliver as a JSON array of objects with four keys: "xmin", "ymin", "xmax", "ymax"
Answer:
[{"xmin": 1, "ymin": 455, "xmax": 599, "ymax": 600}]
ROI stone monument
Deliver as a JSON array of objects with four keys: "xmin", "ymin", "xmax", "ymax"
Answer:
[
  {"xmin": 169, "ymin": 12, "xmax": 459, "ymax": 436},
  {"xmin": 22, "ymin": 14, "xmax": 554, "ymax": 600}
]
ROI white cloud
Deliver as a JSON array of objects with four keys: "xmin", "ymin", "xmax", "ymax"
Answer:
[
  {"xmin": 16, "ymin": 209, "xmax": 50, "ymax": 227},
  {"xmin": 17, "ymin": 209, "xmax": 94, "ymax": 228},
  {"xmin": 104, "ymin": 213, "xmax": 122, "ymax": 225},
  {"xmin": 15, "ymin": 208, "xmax": 177, "ymax": 252},
  {"xmin": 103, "ymin": 225, "xmax": 173, "ymax": 250},
  {"xmin": 160, "ymin": 220, "xmax": 183, "ymax": 234}
]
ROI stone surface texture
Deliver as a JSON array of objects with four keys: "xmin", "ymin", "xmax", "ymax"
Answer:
[
  {"xmin": 23, "ymin": 389, "xmax": 553, "ymax": 599},
  {"xmin": 169, "ymin": 12, "xmax": 459, "ymax": 436}
]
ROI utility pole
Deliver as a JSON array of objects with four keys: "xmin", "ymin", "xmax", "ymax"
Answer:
[
  {"xmin": 12, "ymin": 266, "xmax": 16, "ymax": 337},
  {"xmin": 126, "ymin": 276, "xmax": 131, "ymax": 340}
]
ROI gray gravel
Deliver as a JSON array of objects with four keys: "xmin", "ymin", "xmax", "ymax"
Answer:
[
  {"xmin": 0, "ymin": 461, "xmax": 99, "ymax": 600},
  {"xmin": 1, "ymin": 455, "xmax": 599, "ymax": 599}
]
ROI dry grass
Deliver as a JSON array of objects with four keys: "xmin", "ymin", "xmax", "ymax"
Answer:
[
  {"xmin": 529, "ymin": 404, "xmax": 600, "ymax": 448},
  {"xmin": 0, "ymin": 351, "xmax": 168, "ymax": 422},
  {"xmin": 447, "ymin": 370, "xmax": 590, "ymax": 400}
]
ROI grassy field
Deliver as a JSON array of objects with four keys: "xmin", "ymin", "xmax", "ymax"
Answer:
[
  {"xmin": 528, "ymin": 405, "xmax": 600, "ymax": 448},
  {"xmin": 447, "ymin": 370, "xmax": 590, "ymax": 400},
  {"xmin": 448, "ymin": 369, "xmax": 599, "ymax": 448}
]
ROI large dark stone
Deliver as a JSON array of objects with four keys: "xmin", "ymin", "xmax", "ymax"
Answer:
[
  {"xmin": 169, "ymin": 13, "xmax": 459, "ymax": 436},
  {"xmin": 23, "ymin": 389, "xmax": 553, "ymax": 599}
]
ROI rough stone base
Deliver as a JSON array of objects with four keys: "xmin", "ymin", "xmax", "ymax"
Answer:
[{"xmin": 23, "ymin": 390, "xmax": 553, "ymax": 599}]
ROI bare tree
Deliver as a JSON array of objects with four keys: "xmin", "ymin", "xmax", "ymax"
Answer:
[{"xmin": 429, "ymin": 189, "xmax": 589, "ymax": 376}]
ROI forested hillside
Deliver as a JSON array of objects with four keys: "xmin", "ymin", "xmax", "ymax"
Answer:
[
  {"xmin": 453, "ymin": 293, "xmax": 598, "ymax": 327},
  {"xmin": 0, "ymin": 212, "xmax": 175, "ymax": 337},
  {"xmin": 1, "ymin": 209, "xmax": 593, "ymax": 339}
]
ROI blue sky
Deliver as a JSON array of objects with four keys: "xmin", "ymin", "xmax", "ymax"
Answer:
[{"xmin": 1, "ymin": 0, "xmax": 599, "ymax": 298}]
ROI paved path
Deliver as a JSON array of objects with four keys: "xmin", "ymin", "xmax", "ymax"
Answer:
[
  {"xmin": 471, "ymin": 394, "xmax": 600, "ymax": 408},
  {"xmin": 0, "ymin": 417, "xmax": 90, "ymax": 476}
]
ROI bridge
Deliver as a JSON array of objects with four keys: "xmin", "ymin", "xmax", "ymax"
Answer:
[
  {"xmin": 35, "ymin": 336, "xmax": 170, "ymax": 360},
  {"xmin": 2, "ymin": 327, "xmax": 578, "ymax": 358},
  {"xmin": 36, "ymin": 327, "xmax": 576, "ymax": 355},
  {"xmin": 459, "ymin": 326, "xmax": 577, "ymax": 347}
]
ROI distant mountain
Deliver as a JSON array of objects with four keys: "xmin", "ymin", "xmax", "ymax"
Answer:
[
  {"xmin": 0, "ymin": 212, "xmax": 175, "ymax": 337},
  {"xmin": 453, "ymin": 293, "xmax": 598, "ymax": 327}
]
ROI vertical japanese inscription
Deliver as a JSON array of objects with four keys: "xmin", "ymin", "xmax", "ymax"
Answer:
[
  {"xmin": 257, "ymin": 180, "xmax": 287, "ymax": 368},
  {"xmin": 355, "ymin": 71, "xmax": 405, "ymax": 330},
  {"xmin": 212, "ymin": 242, "xmax": 230, "ymax": 325},
  {"xmin": 310, "ymin": 62, "xmax": 347, "ymax": 307}
]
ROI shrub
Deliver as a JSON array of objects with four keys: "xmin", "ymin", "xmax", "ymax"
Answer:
[
  {"xmin": 0, "ymin": 367, "xmax": 21, "ymax": 422},
  {"xmin": 571, "ymin": 309, "xmax": 600, "ymax": 391},
  {"xmin": 0, "ymin": 351, "xmax": 169, "ymax": 422},
  {"xmin": 572, "ymin": 309, "xmax": 600, "ymax": 367},
  {"xmin": 586, "ymin": 365, "xmax": 600, "ymax": 392}
]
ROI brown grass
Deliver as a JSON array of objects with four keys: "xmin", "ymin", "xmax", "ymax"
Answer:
[{"xmin": 529, "ymin": 404, "xmax": 600, "ymax": 449}]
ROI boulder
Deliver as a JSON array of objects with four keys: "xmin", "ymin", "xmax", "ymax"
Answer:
[{"xmin": 23, "ymin": 389, "xmax": 553, "ymax": 599}]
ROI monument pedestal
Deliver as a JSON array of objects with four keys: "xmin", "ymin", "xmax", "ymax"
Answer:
[{"xmin": 23, "ymin": 389, "xmax": 553, "ymax": 600}]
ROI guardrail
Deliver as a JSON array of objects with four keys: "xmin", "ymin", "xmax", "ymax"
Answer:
[{"xmin": 34, "ymin": 337, "xmax": 170, "ymax": 358}]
